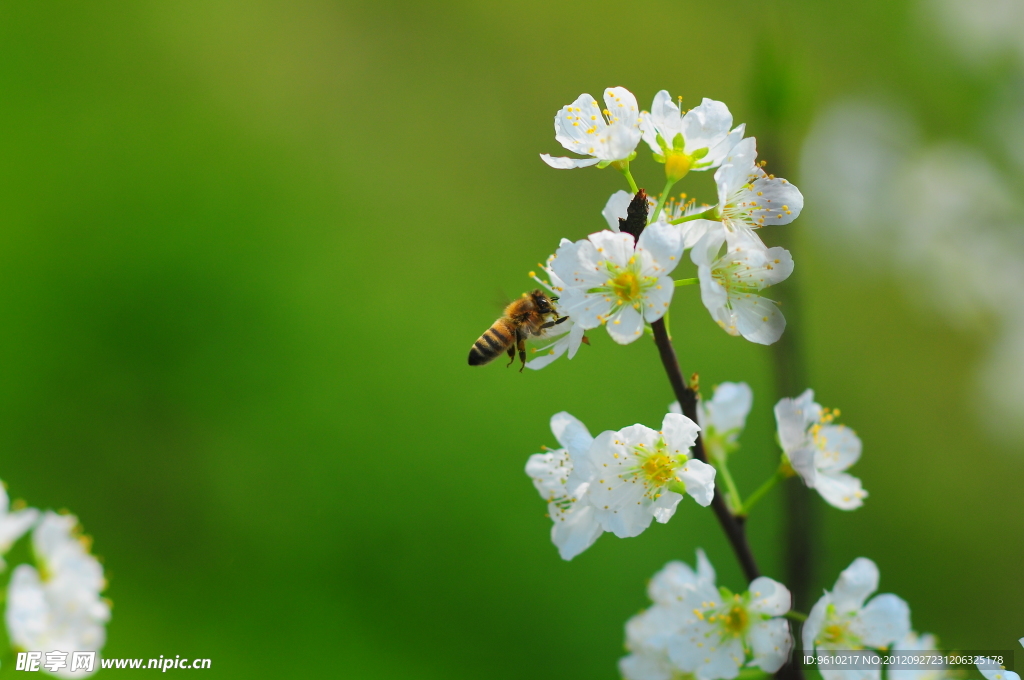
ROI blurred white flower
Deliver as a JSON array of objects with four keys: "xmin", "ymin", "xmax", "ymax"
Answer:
[
  {"xmin": 774, "ymin": 389, "xmax": 867, "ymax": 510},
  {"xmin": 639, "ymin": 91, "xmax": 745, "ymax": 179},
  {"xmin": 691, "ymin": 230, "xmax": 793, "ymax": 345},
  {"xmin": 620, "ymin": 604, "xmax": 687, "ymax": 680},
  {"xmin": 550, "ymin": 225, "xmax": 683, "ymax": 344},
  {"xmin": 889, "ymin": 632, "xmax": 950, "ymax": 680},
  {"xmin": 6, "ymin": 511, "xmax": 109, "ymax": 678},
  {"xmin": 670, "ymin": 382, "xmax": 753, "ymax": 463},
  {"xmin": 524, "ymin": 256, "xmax": 587, "ymax": 370},
  {"xmin": 622, "ymin": 551, "xmax": 793, "ymax": 680},
  {"xmin": 802, "ymin": 99, "xmax": 1024, "ymax": 445},
  {"xmin": 524, "ymin": 412, "xmax": 602, "ymax": 560},
  {"xmin": 804, "ymin": 558, "xmax": 911, "ymax": 680},
  {"xmin": 620, "ymin": 551, "xmax": 717, "ymax": 680},
  {"xmin": 927, "ymin": 0, "xmax": 1024, "ymax": 69},
  {"xmin": 666, "ymin": 572, "xmax": 793, "ymax": 680},
  {"xmin": 0, "ymin": 482, "xmax": 39, "ymax": 570},
  {"xmin": 541, "ymin": 87, "xmax": 641, "ymax": 169},
  {"xmin": 571, "ymin": 413, "xmax": 712, "ymax": 539}
]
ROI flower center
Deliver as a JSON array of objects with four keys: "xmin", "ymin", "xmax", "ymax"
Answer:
[
  {"xmin": 609, "ymin": 270, "xmax": 641, "ymax": 304},
  {"xmin": 664, "ymin": 152, "xmax": 693, "ymax": 182},
  {"xmin": 640, "ymin": 452, "xmax": 677, "ymax": 486},
  {"xmin": 822, "ymin": 623, "xmax": 848, "ymax": 645},
  {"xmin": 723, "ymin": 605, "xmax": 749, "ymax": 635}
]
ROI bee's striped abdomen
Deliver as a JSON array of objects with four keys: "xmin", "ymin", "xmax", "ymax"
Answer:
[{"xmin": 468, "ymin": 321, "xmax": 515, "ymax": 366}]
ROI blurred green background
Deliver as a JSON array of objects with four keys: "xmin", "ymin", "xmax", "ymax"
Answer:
[{"xmin": 0, "ymin": 0, "xmax": 1021, "ymax": 677}]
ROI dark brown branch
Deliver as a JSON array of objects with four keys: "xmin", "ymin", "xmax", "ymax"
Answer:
[{"xmin": 649, "ymin": 318, "xmax": 761, "ymax": 583}]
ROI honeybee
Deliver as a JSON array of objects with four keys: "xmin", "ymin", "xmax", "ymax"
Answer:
[{"xmin": 468, "ymin": 290, "xmax": 567, "ymax": 372}]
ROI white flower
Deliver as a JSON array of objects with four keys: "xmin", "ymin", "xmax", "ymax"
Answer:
[
  {"xmin": 670, "ymin": 382, "xmax": 753, "ymax": 463},
  {"xmin": 6, "ymin": 512, "xmax": 109, "ymax": 677},
  {"xmin": 774, "ymin": 389, "xmax": 868, "ymax": 510},
  {"xmin": 666, "ymin": 573, "xmax": 794, "ymax": 680},
  {"xmin": 571, "ymin": 413, "xmax": 714, "ymax": 538},
  {"xmin": 889, "ymin": 632, "xmax": 951, "ymax": 680},
  {"xmin": 541, "ymin": 87, "xmax": 641, "ymax": 169},
  {"xmin": 714, "ymin": 137, "xmax": 803, "ymax": 239},
  {"xmin": 639, "ymin": 91, "xmax": 745, "ymax": 178},
  {"xmin": 691, "ymin": 229, "xmax": 793, "ymax": 345},
  {"xmin": 804, "ymin": 558, "xmax": 911, "ymax": 680},
  {"xmin": 0, "ymin": 481, "xmax": 39, "ymax": 570},
  {"xmin": 550, "ymin": 225, "xmax": 684, "ymax": 344},
  {"xmin": 620, "ymin": 605, "xmax": 688, "ymax": 680},
  {"xmin": 524, "ymin": 412, "xmax": 602, "ymax": 560},
  {"xmin": 524, "ymin": 257, "xmax": 587, "ymax": 370},
  {"xmin": 620, "ymin": 551, "xmax": 718, "ymax": 680}
]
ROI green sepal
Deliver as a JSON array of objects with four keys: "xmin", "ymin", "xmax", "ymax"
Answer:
[
  {"xmin": 691, "ymin": 147, "xmax": 709, "ymax": 160},
  {"xmin": 597, "ymin": 160, "xmax": 612, "ymax": 169},
  {"xmin": 672, "ymin": 132, "xmax": 685, "ymax": 152},
  {"xmin": 652, "ymin": 153, "xmax": 666, "ymax": 164}
]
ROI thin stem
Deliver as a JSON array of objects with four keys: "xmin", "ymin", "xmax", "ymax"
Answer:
[
  {"xmin": 649, "ymin": 177, "xmax": 677, "ymax": 224},
  {"xmin": 670, "ymin": 207, "xmax": 717, "ymax": 224},
  {"xmin": 649, "ymin": 318, "xmax": 761, "ymax": 583},
  {"xmin": 740, "ymin": 469, "xmax": 785, "ymax": 516},
  {"xmin": 715, "ymin": 456, "xmax": 744, "ymax": 514},
  {"xmin": 784, "ymin": 610, "xmax": 808, "ymax": 622},
  {"xmin": 674, "ymin": 277, "xmax": 698, "ymax": 287},
  {"xmin": 619, "ymin": 163, "xmax": 639, "ymax": 194}
]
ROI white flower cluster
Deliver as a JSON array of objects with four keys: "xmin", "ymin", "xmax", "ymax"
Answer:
[
  {"xmin": 526, "ymin": 411, "xmax": 714, "ymax": 560},
  {"xmin": 527, "ymin": 86, "xmax": 804, "ymax": 370},
  {"xmin": 621, "ymin": 551, "xmax": 793, "ymax": 680},
  {"xmin": 0, "ymin": 480, "xmax": 109, "ymax": 678},
  {"xmin": 513, "ymin": 83, "xmax": 1021, "ymax": 680}
]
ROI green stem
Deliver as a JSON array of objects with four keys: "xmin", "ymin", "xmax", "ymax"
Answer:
[
  {"xmin": 716, "ymin": 457, "xmax": 744, "ymax": 515},
  {"xmin": 739, "ymin": 468, "xmax": 785, "ymax": 516},
  {"xmin": 674, "ymin": 278, "xmax": 698, "ymax": 287},
  {"xmin": 784, "ymin": 610, "xmax": 808, "ymax": 622},
  {"xmin": 670, "ymin": 206, "xmax": 718, "ymax": 224},
  {"xmin": 619, "ymin": 163, "xmax": 639, "ymax": 194},
  {"xmin": 649, "ymin": 177, "xmax": 677, "ymax": 224}
]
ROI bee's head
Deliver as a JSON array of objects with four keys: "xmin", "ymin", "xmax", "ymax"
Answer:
[{"xmin": 529, "ymin": 289, "xmax": 556, "ymax": 313}]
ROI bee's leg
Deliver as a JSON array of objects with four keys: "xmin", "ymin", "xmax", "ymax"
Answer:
[
  {"xmin": 539, "ymin": 316, "xmax": 569, "ymax": 330},
  {"xmin": 516, "ymin": 328, "xmax": 528, "ymax": 373},
  {"xmin": 505, "ymin": 344, "xmax": 516, "ymax": 368}
]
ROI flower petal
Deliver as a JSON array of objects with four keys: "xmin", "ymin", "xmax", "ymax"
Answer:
[
  {"xmin": 661, "ymin": 412, "xmax": 701, "ymax": 455},
  {"xmin": 550, "ymin": 502, "xmax": 603, "ymax": 561},
  {"xmin": 550, "ymin": 412, "xmax": 594, "ymax": 462},
  {"xmin": 815, "ymin": 424, "xmax": 862, "ymax": 473},
  {"xmin": 814, "ymin": 471, "xmax": 868, "ymax": 510},
  {"xmin": 853, "ymin": 594, "xmax": 911, "ymax": 649},
  {"xmin": 748, "ymin": 577, "xmax": 792, "ymax": 616},
  {"xmin": 748, "ymin": 618, "xmax": 794, "ymax": 673},
  {"xmin": 540, "ymin": 153, "xmax": 602, "ymax": 169},
  {"xmin": 678, "ymin": 458, "xmax": 716, "ymax": 507},
  {"xmin": 637, "ymin": 221, "xmax": 685, "ymax": 277},
  {"xmin": 641, "ymin": 276, "xmax": 674, "ymax": 323},
  {"xmin": 650, "ymin": 490, "xmax": 683, "ymax": 524},
  {"xmin": 731, "ymin": 293, "xmax": 787, "ymax": 345},
  {"xmin": 704, "ymin": 382, "xmax": 753, "ymax": 434},
  {"xmin": 606, "ymin": 304, "xmax": 645, "ymax": 344},
  {"xmin": 831, "ymin": 557, "xmax": 879, "ymax": 613}
]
